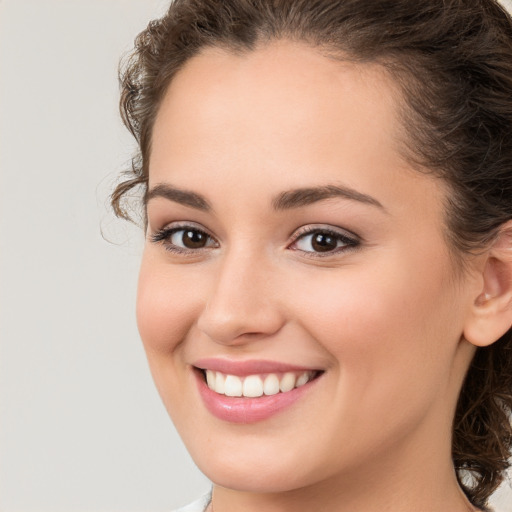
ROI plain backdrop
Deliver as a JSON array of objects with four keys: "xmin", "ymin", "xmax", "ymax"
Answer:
[{"xmin": 1, "ymin": 1, "xmax": 511, "ymax": 511}]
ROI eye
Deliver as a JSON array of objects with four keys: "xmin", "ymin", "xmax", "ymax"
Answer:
[
  {"xmin": 150, "ymin": 225, "xmax": 218, "ymax": 253},
  {"xmin": 290, "ymin": 227, "xmax": 359, "ymax": 254}
]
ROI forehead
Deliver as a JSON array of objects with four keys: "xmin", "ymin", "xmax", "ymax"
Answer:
[
  {"xmin": 148, "ymin": 40, "xmax": 445, "ymax": 230},
  {"xmin": 150, "ymin": 40, "xmax": 408, "ymax": 181}
]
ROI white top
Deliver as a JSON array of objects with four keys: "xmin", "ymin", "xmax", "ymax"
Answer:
[{"xmin": 172, "ymin": 493, "xmax": 211, "ymax": 512}]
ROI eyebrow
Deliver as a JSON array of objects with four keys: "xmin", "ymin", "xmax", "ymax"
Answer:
[
  {"xmin": 145, "ymin": 182, "xmax": 386, "ymax": 213},
  {"xmin": 272, "ymin": 184, "xmax": 386, "ymax": 212},
  {"xmin": 145, "ymin": 183, "xmax": 211, "ymax": 211}
]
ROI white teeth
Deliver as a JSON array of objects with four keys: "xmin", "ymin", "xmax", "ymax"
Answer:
[
  {"xmin": 206, "ymin": 369, "xmax": 216, "ymax": 389},
  {"xmin": 243, "ymin": 375, "xmax": 264, "ymax": 397},
  {"xmin": 204, "ymin": 370, "xmax": 317, "ymax": 397},
  {"xmin": 279, "ymin": 372, "xmax": 296, "ymax": 392},
  {"xmin": 263, "ymin": 374, "xmax": 280, "ymax": 396},
  {"xmin": 224, "ymin": 375, "xmax": 243, "ymax": 397},
  {"xmin": 296, "ymin": 371, "xmax": 310, "ymax": 387},
  {"xmin": 215, "ymin": 372, "xmax": 225, "ymax": 394}
]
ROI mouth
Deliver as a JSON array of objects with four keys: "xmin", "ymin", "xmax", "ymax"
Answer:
[
  {"xmin": 192, "ymin": 361, "xmax": 324, "ymax": 423},
  {"xmin": 197, "ymin": 368, "xmax": 322, "ymax": 398}
]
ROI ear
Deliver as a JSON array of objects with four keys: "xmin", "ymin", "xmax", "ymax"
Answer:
[{"xmin": 463, "ymin": 220, "xmax": 512, "ymax": 347}]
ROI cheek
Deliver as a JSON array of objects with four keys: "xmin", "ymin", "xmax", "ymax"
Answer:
[
  {"xmin": 135, "ymin": 252, "xmax": 207, "ymax": 422},
  {"xmin": 136, "ymin": 252, "xmax": 203, "ymax": 354},
  {"xmin": 277, "ymin": 252, "xmax": 463, "ymax": 461},
  {"xmin": 287, "ymin": 248, "xmax": 461, "ymax": 397}
]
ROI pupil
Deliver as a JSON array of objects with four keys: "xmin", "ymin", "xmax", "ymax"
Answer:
[
  {"xmin": 183, "ymin": 230, "xmax": 206, "ymax": 249},
  {"xmin": 312, "ymin": 233, "xmax": 337, "ymax": 252}
]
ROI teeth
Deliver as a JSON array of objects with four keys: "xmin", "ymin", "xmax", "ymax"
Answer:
[
  {"xmin": 206, "ymin": 369, "xmax": 216, "ymax": 389},
  {"xmin": 263, "ymin": 374, "xmax": 280, "ymax": 396},
  {"xmin": 215, "ymin": 372, "xmax": 225, "ymax": 394},
  {"xmin": 243, "ymin": 375, "xmax": 264, "ymax": 397},
  {"xmin": 279, "ymin": 372, "xmax": 296, "ymax": 392},
  {"xmin": 204, "ymin": 370, "xmax": 316, "ymax": 397},
  {"xmin": 224, "ymin": 375, "xmax": 243, "ymax": 397},
  {"xmin": 296, "ymin": 372, "xmax": 309, "ymax": 387}
]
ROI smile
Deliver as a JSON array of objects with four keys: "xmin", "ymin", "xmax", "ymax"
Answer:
[
  {"xmin": 193, "ymin": 360, "xmax": 323, "ymax": 423},
  {"xmin": 204, "ymin": 369, "xmax": 318, "ymax": 397}
]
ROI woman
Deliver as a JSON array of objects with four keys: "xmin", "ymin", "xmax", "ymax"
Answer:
[{"xmin": 111, "ymin": 1, "xmax": 512, "ymax": 511}]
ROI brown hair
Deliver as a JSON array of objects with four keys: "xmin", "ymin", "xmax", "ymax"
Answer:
[{"xmin": 112, "ymin": 0, "xmax": 512, "ymax": 508}]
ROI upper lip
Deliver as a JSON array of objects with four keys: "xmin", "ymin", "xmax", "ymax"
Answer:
[{"xmin": 193, "ymin": 358, "xmax": 321, "ymax": 376}]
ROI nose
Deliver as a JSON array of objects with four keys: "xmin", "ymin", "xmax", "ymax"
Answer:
[{"xmin": 196, "ymin": 250, "xmax": 286, "ymax": 345}]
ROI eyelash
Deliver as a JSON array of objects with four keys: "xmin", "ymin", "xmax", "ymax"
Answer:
[
  {"xmin": 149, "ymin": 224, "xmax": 360, "ymax": 257},
  {"xmin": 289, "ymin": 226, "xmax": 360, "ymax": 258},
  {"xmin": 150, "ymin": 223, "xmax": 218, "ymax": 255}
]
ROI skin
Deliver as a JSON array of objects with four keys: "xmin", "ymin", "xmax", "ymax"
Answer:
[{"xmin": 137, "ymin": 41, "xmax": 487, "ymax": 512}]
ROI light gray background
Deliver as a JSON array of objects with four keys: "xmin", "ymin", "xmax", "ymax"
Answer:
[{"xmin": 1, "ymin": 1, "xmax": 511, "ymax": 511}]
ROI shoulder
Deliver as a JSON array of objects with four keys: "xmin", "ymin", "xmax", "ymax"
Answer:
[{"xmin": 171, "ymin": 493, "xmax": 211, "ymax": 512}]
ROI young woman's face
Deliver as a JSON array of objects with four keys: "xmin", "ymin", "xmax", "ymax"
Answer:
[{"xmin": 138, "ymin": 42, "xmax": 477, "ymax": 493}]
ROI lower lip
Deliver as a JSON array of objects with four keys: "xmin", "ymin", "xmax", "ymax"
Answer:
[{"xmin": 194, "ymin": 370, "xmax": 320, "ymax": 424}]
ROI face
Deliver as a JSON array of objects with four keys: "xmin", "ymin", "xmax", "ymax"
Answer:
[{"xmin": 138, "ymin": 41, "xmax": 476, "ymax": 494}]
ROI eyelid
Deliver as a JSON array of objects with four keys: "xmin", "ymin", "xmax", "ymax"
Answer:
[
  {"xmin": 150, "ymin": 221, "xmax": 215, "ymax": 239},
  {"xmin": 290, "ymin": 224, "xmax": 360, "ymax": 243},
  {"xmin": 287, "ymin": 224, "xmax": 361, "ymax": 256},
  {"xmin": 149, "ymin": 221, "xmax": 219, "ymax": 252},
  {"xmin": 148, "ymin": 221, "xmax": 360, "ymax": 257}
]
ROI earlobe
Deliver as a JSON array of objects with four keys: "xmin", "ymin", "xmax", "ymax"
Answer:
[{"xmin": 463, "ymin": 221, "xmax": 512, "ymax": 348}]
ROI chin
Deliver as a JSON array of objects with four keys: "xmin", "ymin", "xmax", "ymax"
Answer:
[
  {"xmin": 182, "ymin": 429, "xmax": 332, "ymax": 494},
  {"xmin": 200, "ymin": 457, "xmax": 309, "ymax": 494}
]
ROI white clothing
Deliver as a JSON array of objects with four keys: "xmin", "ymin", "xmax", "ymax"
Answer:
[{"xmin": 172, "ymin": 492, "xmax": 211, "ymax": 512}]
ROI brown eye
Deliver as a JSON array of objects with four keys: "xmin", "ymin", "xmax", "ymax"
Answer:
[
  {"xmin": 168, "ymin": 228, "xmax": 217, "ymax": 250},
  {"xmin": 181, "ymin": 229, "xmax": 208, "ymax": 249},
  {"xmin": 150, "ymin": 226, "xmax": 218, "ymax": 253},
  {"xmin": 311, "ymin": 233, "xmax": 338, "ymax": 252},
  {"xmin": 291, "ymin": 228, "xmax": 359, "ymax": 255}
]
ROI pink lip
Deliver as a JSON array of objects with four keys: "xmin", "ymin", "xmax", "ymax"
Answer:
[
  {"xmin": 193, "ymin": 366, "xmax": 322, "ymax": 424},
  {"xmin": 193, "ymin": 357, "xmax": 318, "ymax": 376}
]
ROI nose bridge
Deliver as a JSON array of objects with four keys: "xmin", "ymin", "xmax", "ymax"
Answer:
[{"xmin": 197, "ymin": 245, "xmax": 284, "ymax": 344}]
